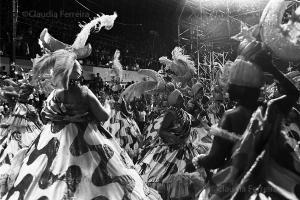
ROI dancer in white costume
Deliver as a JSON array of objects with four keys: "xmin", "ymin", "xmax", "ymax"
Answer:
[
  {"xmin": 103, "ymin": 50, "xmax": 143, "ymax": 161},
  {"xmin": 2, "ymin": 13, "xmax": 162, "ymax": 200},
  {"xmin": 0, "ymin": 82, "xmax": 41, "ymax": 197}
]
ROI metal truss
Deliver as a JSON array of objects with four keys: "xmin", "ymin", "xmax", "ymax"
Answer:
[
  {"xmin": 178, "ymin": 0, "xmax": 264, "ymax": 68},
  {"xmin": 178, "ymin": 0, "xmax": 300, "ymax": 73}
]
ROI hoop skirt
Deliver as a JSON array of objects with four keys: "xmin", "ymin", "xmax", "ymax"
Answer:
[
  {"xmin": 136, "ymin": 109, "xmax": 207, "ymax": 200},
  {"xmin": 2, "ymin": 95, "xmax": 161, "ymax": 200},
  {"xmin": 0, "ymin": 102, "xmax": 41, "ymax": 172},
  {"xmin": 189, "ymin": 127, "xmax": 213, "ymax": 154},
  {"xmin": 103, "ymin": 109, "xmax": 142, "ymax": 160}
]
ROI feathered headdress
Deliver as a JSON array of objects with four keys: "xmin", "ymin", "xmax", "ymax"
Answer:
[
  {"xmin": 159, "ymin": 47, "xmax": 196, "ymax": 86},
  {"xmin": 32, "ymin": 12, "xmax": 117, "ymax": 89}
]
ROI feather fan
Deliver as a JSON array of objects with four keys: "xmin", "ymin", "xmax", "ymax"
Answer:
[
  {"xmin": 121, "ymin": 81, "xmax": 157, "ymax": 102},
  {"xmin": 138, "ymin": 69, "xmax": 165, "ymax": 83}
]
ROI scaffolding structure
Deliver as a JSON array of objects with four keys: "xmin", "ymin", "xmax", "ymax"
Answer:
[
  {"xmin": 178, "ymin": 0, "xmax": 300, "ymax": 76},
  {"xmin": 177, "ymin": 0, "xmax": 265, "ymax": 78}
]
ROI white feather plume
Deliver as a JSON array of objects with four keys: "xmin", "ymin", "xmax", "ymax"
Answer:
[
  {"xmin": 72, "ymin": 12, "xmax": 117, "ymax": 49},
  {"xmin": 159, "ymin": 56, "xmax": 173, "ymax": 69},
  {"xmin": 31, "ymin": 49, "xmax": 77, "ymax": 89},
  {"xmin": 120, "ymin": 69, "xmax": 167, "ymax": 102},
  {"xmin": 171, "ymin": 47, "xmax": 196, "ymax": 75},
  {"xmin": 159, "ymin": 47, "xmax": 196, "ymax": 86}
]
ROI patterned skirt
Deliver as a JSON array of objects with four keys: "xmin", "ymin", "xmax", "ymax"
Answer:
[
  {"xmin": 189, "ymin": 127, "xmax": 213, "ymax": 154},
  {"xmin": 103, "ymin": 110, "xmax": 142, "ymax": 161},
  {"xmin": 136, "ymin": 116, "xmax": 207, "ymax": 200},
  {"xmin": 0, "ymin": 113, "xmax": 40, "ymax": 171},
  {"xmin": 2, "ymin": 121, "xmax": 161, "ymax": 200}
]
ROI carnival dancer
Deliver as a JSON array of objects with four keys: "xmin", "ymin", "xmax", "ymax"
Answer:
[
  {"xmin": 145, "ymin": 82, "xmax": 175, "ymax": 130},
  {"xmin": 2, "ymin": 13, "xmax": 162, "ymax": 200},
  {"xmin": 103, "ymin": 49, "xmax": 143, "ymax": 162},
  {"xmin": 193, "ymin": 50, "xmax": 264, "ymax": 172},
  {"xmin": 0, "ymin": 82, "xmax": 41, "ymax": 197},
  {"xmin": 103, "ymin": 96, "xmax": 142, "ymax": 162},
  {"xmin": 159, "ymin": 47, "xmax": 213, "ymax": 154},
  {"xmin": 136, "ymin": 89, "xmax": 205, "ymax": 200},
  {"xmin": 193, "ymin": 50, "xmax": 264, "ymax": 200},
  {"xmin": 195, "ymin": 0, "xmax": 300, "ymax": 193},
  {"xmin": 187, "ymin": 83, "xmax": 213, "ymax": 155},
  {"xmin": 197, "ymin": 40, "xmax": 300, "ymax": 200}
]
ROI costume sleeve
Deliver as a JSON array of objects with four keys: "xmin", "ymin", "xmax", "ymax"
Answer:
[{"xmin": 197, "ymin": 113, "xmax": 234, "ymax": 169}]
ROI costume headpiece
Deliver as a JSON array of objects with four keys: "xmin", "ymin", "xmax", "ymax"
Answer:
[
  {"xmin": 229, "ymin": 58, "xmax": 264, "ymax": 88},
  {"xmin": 159, "ymin": 47, "xmax": 196, "ymax": 86},
  {"xmin": 32, "ymin": 12, "xmax": 117, "ymax": 89}
]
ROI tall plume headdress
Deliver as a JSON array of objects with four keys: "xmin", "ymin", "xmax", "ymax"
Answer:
[
  {"xmin": 111, "ymin": 49, "xmax": 123, "ymax": 82},
  {"xmin": 32, "ymin": 12, "xmax": 117, "ymax": 89},
  {"xmin": 159, "ymin": 47, "xmax": 196, "ymax": 86}
]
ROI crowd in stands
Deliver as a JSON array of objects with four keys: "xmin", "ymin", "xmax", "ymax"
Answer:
[{"xmin": 0, "ymin": 25, "xmax": 162, "ymax": 72}]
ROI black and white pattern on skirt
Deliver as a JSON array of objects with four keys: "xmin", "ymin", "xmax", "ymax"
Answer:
[
  {"xmin": 2, "ymin": 121, "xmax": 162, "ymax": 200},
  {"xmin": 136, "ymin": 111, "xmax": 206, "ymax": 200},
  {"xmin": 103, "ymin": 110, "xmax": 142, "ymax": 160},
  {"xmin": 0, "ymin": 102, "xmax": 40, "ymax": 180}
]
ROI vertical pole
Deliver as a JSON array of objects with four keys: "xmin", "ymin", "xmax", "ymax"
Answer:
[
  {"xmin": 197, "ymin": 50, "xmax": 200, "ymax": 77},
  {"xmin": 11, "ymin": 0, "xmax": 18, "ymax": 73},
  {"xmin": 178, "ymin": 4, "xmax": 185, "ymax": 46}
]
